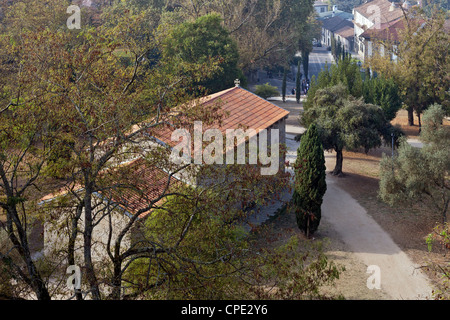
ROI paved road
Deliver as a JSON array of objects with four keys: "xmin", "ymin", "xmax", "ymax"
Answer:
[
  {"xmin": 321, "ymin": 167, "xmax": 433, "ymax": 300},
  {"xmin": 307, "ymin": 46, "xmax": 334, "ymax": 80},
  {"xmin": 248, "ymin": 46, "xmax": 334, "ymax": 94}
]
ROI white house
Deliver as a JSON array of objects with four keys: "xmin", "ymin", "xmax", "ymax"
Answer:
[
  {"xmin": 317, "ymin": 4, "xmax": 353, "ymax": 21},
  {"xmin": 352, "ymin": 0, "xmax": 407, "ymax": 60},
  {"xmin": 321, "ymin": 15, "xmax": 354, "ymax": 52},
  {"xmin": 41, "ymin": 157, "xmax": 180, "ymax": 266},
  {"xmin": 42, "ymin": 84, "xmax": 290, "ymax": 267},
  {"xmin": 314, "ymin": 1, "xmax": 329, "ymax": 14}
]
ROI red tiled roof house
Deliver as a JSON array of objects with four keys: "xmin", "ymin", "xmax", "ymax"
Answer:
[
  {"xmin": 146, "ymin": 84, "xmax": 290, "ymax": 182},
  {"xmin": 41, "ymin": 84, "xmax": 290, "ymax": 265}
]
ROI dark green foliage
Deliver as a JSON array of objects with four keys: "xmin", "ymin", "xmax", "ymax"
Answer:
[
  {"xmin": 304, "ymin": 54, "xmax": 362, "ymax": 110},
  {"xmin": 162, "ymin": 13, "xmax": 244, "ymax": 93},
  {"xmin": 296, "ymin": 60, "xmax": 301, "ymax": 103},
  {"xmin": 302, "ymin": 84, "xmax": 403, "ymax": 175},
  {"xmin": 254, "ymin": 83, "xmax": 279, "ymax": 99},
  {"xmin": 293, "ymin": 124, "xmax": 327, "ymax": 237},
  {"xmin": 302, "ymin": 49, "xmax": 309, "ymax": 80},
  {"xmin": 363, "ymin": 76, "xmax": 402, "ymax": 121},
  {"xmin": 331, "ymin": 37, "xmax": 342, "ymax": 62},
  {"xmin": 306, "ymin": 54, "xmax": 403, "ymax": 121}
]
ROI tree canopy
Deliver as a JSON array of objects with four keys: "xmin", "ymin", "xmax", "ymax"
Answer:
[
  {"xmin": 379, "ymin": 104, "xmax": 450, "ymax": 224},
  {"xmin": 301, "ymin": 84, "xmax": 402, "ymax": 176},
  {"xmin": 161, "ymin": 13, "xmax": 243, "ymax": 93}
]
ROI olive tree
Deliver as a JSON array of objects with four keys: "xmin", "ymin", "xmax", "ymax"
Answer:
[
  {"xmin": 301, "ymin": 84, "xmax": 401, "ymax": 176},
  {"xmin": 379, "ymin": 104, "xmax": 450, "ymax": 224}
]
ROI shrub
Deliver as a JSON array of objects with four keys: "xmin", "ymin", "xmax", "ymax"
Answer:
[{"xmin": 254, "ymin": 83, "xmax": 279, "ymax": 99}]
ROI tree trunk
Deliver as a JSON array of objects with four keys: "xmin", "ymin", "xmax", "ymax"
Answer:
[
  {"xmin": 417, "ymin": 112, "xmax": 422, "ymax": 134},
  {"xmin": 332, "ymin": 148, "xmax": 344, "ymax": 176},
  {"xmin": 442, "ymin": 197, "xmax": 448, "ymax": 225},
  {"xmin": 408, "ymin": 106, "xmax": 414, "ymax": 126},
  {"xmin": 83, "ymin": 189, "xmax": 101, "ymax": 300},
  {"xmin": 110, "ymin": 261, "xmax": 122, "ymax": 300},
  {"xmin": 6, "ymin": 205, "xmax": 51, "ymax": 300},
  {"xmin": 306, "ymin": 215, "xmax": 310, "ymax": 239},
  {"xmin": 68, "ymin": 203, "xmax": 83, "ymax": 300}
]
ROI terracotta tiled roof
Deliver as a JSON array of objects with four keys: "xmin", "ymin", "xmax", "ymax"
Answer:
[
  {"xmin": 322, "ymin": 15, "xmax": 354, "ymax": 33},
  {"xmin": 98, "ymin": 158, "xmax": 179, "ymax": 218},
  {"xmin": 150, "ymin": 86, "xmax": 290, "ymax": 148},
  {"xmin": 360, "ymin": 17, "xmax": 429, "ymax": 42},
  {"xmin": 354, "ymin": 0, "xmax": 405, "ymax": 25},
  {"xmin": 41, "ymin": 158, "xmax": 180, "ymax": 219},
  {"xmin": 322, "ymin": 16, "xmax": 355, "ymax": 39},
  {"xmin": 360, "ymin": 17, "xmax": 405, "ymax": 41},
  {"xmin": 335, "ymin": 25, "xmax": 355, "ymax": 39}
]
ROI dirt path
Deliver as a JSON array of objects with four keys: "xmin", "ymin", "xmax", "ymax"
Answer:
[
  {"xmin": 285, "ymin": 135, "xmax": 434, "ymax": 300},
  {"xmin": 322, "ymin": 169, "xmax": 433, "ymax": 299}
]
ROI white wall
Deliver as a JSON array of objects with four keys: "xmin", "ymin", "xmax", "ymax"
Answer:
[{"xmin": 43, "ymin": 194, "xmax": 132, "ymax": 266}]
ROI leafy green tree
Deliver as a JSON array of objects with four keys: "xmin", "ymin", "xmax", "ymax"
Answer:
[
  {"xmin": 161, "ymin": 13, "xmax": 244, "ymax": 93},
  {"xmin": 0, "ymin": 6, "xmax": 222, "ymax": 300},
  {"xmin": 0, "ymin": 0, "xmax": 340, "ymax": 302},
  {"xmin": 126, "ymin": 188, "xmax": 342, "ymax": 300},
  {"xmin": 293, "ymin": 124, "xmax": 327, "ymax": 237},
  {"xmin": 379, "ymin": 104, "xmax": 450, "ymax": 224},
  {"xmin": 254, "ymin": 83, "xmax": 279, "ymax": 99},
  {"xmin": 302, "ymin": 84, "xmax": 401, "ymax": 176},
  {"xmin": 125, "ymin": 0, "xmax": 167, "ymax": 12},
  {"xmin": 304, "ymin": 54, "xmax": 362, "ymax": 110}
]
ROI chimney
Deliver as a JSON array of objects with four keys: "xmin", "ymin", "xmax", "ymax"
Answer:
[
  {"xmin": 389, "ymin": 1, "xmax": 396, "ymax": 11},
  {"xmin": 402, "ymin": 0, "xmax": 411, "ymax": 9}
]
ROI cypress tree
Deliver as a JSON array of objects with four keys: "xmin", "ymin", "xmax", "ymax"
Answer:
[
  {"xmin": 293, "ymin": 123, "xmax": 327, "ymax": 237},
  {"xmin": 302, "ymin": 50, "xmax": 309, "ymax": 80},
  {"xmin": 296, "ymin": 60, "xmax": 301, "ymax": 103}
]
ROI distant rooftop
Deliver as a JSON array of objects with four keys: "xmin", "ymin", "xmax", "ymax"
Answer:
[
  {"xmin": 318, "ymin": 10, "xmax": 353, "ymax": 21},
  {"xmin": 321, "ymin": 15, "xmax": 355, "ymax": 39},
  {"xmin": 314, "ymin": 1, "xmax": 329, "ymax": 6},
  {"xmin": 353, "ymin": 0, "xmax": 405, "ymax": 24}
]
